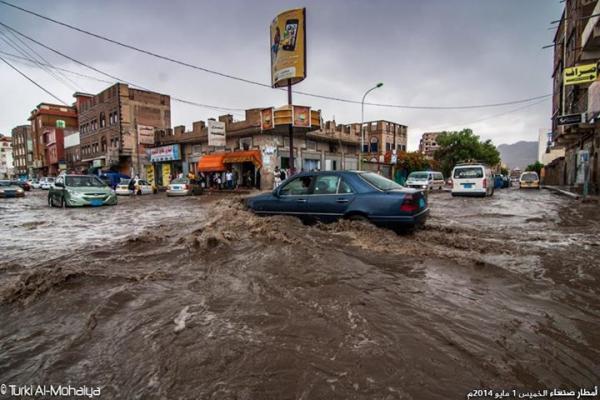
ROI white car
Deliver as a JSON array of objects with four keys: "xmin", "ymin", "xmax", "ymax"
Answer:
[
  {"xmin": 40, "ymin": 177, "xmax": 55, "ymax": 190},
  {"xmin": 406, "ymin": 171, "xmax": 445, "ymax": 191},
  {"xmin": 31, "ymin": 179, "xmax": 41, "ymax": 189},
  {"xmin": 115, "ymin": 178, "xmax": 155, "ymax": 195},
  {"xmin": 451, "ymin": 163, "xmax": 494, "ymax": 197}
]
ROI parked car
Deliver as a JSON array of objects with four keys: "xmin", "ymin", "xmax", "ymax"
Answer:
[
  {"xmin": 246, "ymin": 171, "xmax": 429, "ymax": 232},
  {"xmin": 451, "ymin": 163, "xmax": 494, "ymax": 197},
  {"xmin": 502, "ymin": 175, "xmax": 511, "ymax": 188},
  {"xmin": 31, "ymin": 179, "xmax": 41, "ymax": 189},
  {"xmin": 0, "ymin": 180, "xmax": 25, "ymax": 198},
  {"xmin": 166, "ymin": 178, "xmax": 203, "ymax": 196},
  {"xmin": 48, "ymin": 174, "xmax": 117, "ymax": 207},
  {"xmin": 115, "ymin": 178, "xmax": 156, "ymax": 195},
  {"xmin": 405, "ymin": 171, "xmax": 445, "ymax": 191},
  {"xmin": 12, "ymin": 180, "xmax": 31, "ymax": 191},
  {"xmin": 519, "ymin": 171, "xmax": 540, "ymax": 189},
  {"xmin": 40, "ymin": 177, "xmax": 55, "ymax": 190},
  {"xmin": 99, "ymin": 171, "xmax": 130, "ymax": 189}
]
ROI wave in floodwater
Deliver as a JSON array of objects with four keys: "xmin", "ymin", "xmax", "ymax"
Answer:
[{"xmin": 1, "ymin": 190, "xmax": 599, "ymax": 399}]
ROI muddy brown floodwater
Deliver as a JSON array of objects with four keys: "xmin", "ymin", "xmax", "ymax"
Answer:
[{"xmin": 1, "ymin": 188, "xmax": 599, "ymax": 399}]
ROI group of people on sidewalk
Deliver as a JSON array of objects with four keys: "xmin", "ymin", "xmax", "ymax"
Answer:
[{"xmin": 189, "ymin": 169, "xmax": 261, "ymax": 190}]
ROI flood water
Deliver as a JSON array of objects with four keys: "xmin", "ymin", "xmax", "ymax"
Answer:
[{"xmin": 1, "ymin": 188, "xmax": 599, "ymax": 399}]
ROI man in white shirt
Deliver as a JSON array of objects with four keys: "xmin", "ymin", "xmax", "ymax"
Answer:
[{"xmin": 226, "ymin": 170, "xmax": 233, "ymax": 190}]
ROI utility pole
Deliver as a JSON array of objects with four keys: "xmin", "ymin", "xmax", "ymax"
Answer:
[
  {"xmin": 288, "ymin": 79, "xmax": 294, "ymax": 174},
  {"xmin": 360, "ymin": 83, "xmax": 383, "ymax": 170}
]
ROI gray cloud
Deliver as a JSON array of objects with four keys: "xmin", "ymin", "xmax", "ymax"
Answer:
[{"xmin": 0, "ymin": 0, "xmax": 562, "ymax": 149}]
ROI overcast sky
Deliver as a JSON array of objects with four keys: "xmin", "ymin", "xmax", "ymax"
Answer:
[{"xmin": 0, "ymin": 0, "xmax": 562, "ymax": 150}]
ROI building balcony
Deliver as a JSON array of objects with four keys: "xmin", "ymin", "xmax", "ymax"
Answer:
[{"xmin": 582, "ymin": 0, "xmax": 600, "ymax": 57}]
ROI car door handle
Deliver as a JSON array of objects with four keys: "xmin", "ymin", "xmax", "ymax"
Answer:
[
  {"xmin": 296, "ymin": 198, "xmax": 307, "ymax": 203},
  {"xmin": 336, "ymin": 199, "xmax": 349, "ymax": 203}
]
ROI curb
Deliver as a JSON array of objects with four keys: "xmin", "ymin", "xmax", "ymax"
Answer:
[{"xmin": 541, "ymin": 185, "xmax": 580, "ymax": 199}]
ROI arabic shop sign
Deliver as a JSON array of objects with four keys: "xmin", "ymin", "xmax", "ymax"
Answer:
[
  {"xmin": 556, "ymin": 113, "xmax": 586, "ymax": 126},
  {"xmin": 564, "ymin": 63, "xmax": 597, "ymax": 86},
  {"xmin": 149, "ymin": 144, "xmax": 181, "ymax": 162}
]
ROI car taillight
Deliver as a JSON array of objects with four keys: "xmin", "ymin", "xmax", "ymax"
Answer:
[
  {"xmin": 483, "ymin": 178, "xmax": 487, "ymax": 188},
  {"xmin": 400, "ymin": 194, "xmax": 419, "ymax": 213}
]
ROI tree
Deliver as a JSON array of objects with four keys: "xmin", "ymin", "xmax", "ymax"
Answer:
[
  {"xmin": 526, "ymin": 161, "xmax": 544, "ymax": 176},
  {"xmin": 500, "ymin": 167, "xmax": 509, "ymax": 176},
  {"xmin": 396, "ymin": 151, "xmax": 437, "ymax": 173},
  {"xmin": 433, "ymin": 129, "xmax": 501, "ymax": 177}
]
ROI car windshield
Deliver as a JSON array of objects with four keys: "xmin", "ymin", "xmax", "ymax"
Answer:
[
  {"xmin": 408, "ymin": 172, "xmax": 429, "ymax": 180},
  {"xmin": 454, "ymin": 167, "xmax": 484, "ymax": 179},
  {"xmin": 359, "ymin": 172, "xmax": 403, "ymax": 191},
  {"xmin": 171, "ymin": 178, "xmax": 189, "ymax": 184},
  {"xmin": 47, "ymin": 178, "xmax": 55, "ymax": 183},
  {"xmin": 522, "ymin": 173, "xmax": 538, "ymax": 181},
  {"xmin": 65, "ymin": 176, "xmax": 106, "ymax": 187}
]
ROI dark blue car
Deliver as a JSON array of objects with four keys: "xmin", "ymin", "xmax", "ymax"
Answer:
[{"xmin": 246, "ymin": 171, "xmax": 429, "ymax": 232}]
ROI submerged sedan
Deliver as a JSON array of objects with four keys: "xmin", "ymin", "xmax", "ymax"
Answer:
[
  {"xmin": 48, "ymin": 174, "xmax": 117, "ymax": 207},
  {"xmin": 246, "ymin": 171, "xmax": 429, "ymax": 232},
  {"xmin": 0, "ymin": 180, "xmax": 25, "ymax": 198}
]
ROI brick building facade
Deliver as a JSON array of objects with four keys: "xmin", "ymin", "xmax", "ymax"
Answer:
[
  {"xmin": 546, "ymin": 0, "xmax": 600, "ymax": 193},
  {"xmin": 418, "ymin": 132, "xmax": 441, "ymax": 159},
  {"xmin": 77, "ymin": 83, "xmax": 171, "ymax": 177},
  {"xmin": 10, "ymin": 125, "xmax": 32, "ymax": 178}
]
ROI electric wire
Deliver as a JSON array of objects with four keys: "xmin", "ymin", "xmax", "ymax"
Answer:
[
  {"xmin": 0, "ymin": 54, "xmax": 68, "ymax": 104},
  {"xmin": 0, "ymin": 0, "xmax": 552, "ymax": 110}
]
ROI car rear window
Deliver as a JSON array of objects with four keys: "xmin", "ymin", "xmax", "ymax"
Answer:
[
  {"xmin": 454, "ymin": 167, "xmax": 484, "ymax": 179},
  {"xmin": 359, "ymin": 172, "xmax": 403, "ymax": 191},
  {"xmin": 521, "ymin": 173, "xmax": 538, "ymax": 181},
  {"xmin": 408, "ymin": 172, "xmax": 429, "ymax": 180},
  {"xmin": 171, "ymin": 178, "xmax": 188, "ymax": 184}
]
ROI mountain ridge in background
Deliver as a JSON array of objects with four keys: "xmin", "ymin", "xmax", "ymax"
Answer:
[{"xmin": 497, "ymin": 141, "xmax": 538, "ymax": 170}]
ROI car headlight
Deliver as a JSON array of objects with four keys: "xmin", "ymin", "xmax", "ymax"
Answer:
[
  {"xmin": 67, "ymin": 189, "xmax": 82, "ymax": 197},
  {"xmin": 17, "ymin": 188, "xmax": 24, "ymax": 193}
]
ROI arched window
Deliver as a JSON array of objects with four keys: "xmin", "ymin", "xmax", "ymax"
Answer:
[{"xmin": 100, "ymin": 112, "xmax": 105, "ymax": 128}]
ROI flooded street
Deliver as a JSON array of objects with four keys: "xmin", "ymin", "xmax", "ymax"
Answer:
[{"xmin": 1, "ymin": 188, "xmax": 599, "ymax": 399}]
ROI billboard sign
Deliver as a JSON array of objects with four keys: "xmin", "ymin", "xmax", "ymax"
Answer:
[
  {"xmin": 149, "ymin": 144, "xmax": 181, "ymax": 162},
  {"xmin": 208, "ymin": 120, "xmax": 226, "ymax": 147},
  {"xmin": 137, "ymin": 125, "xmax": 155, "ymax": 145},
  {"xmin": 260, "ymin": 108, "xmax": 275, "ymax": 130},
  {"xmin": 564, "ymin": 63, "xmax": 597, "ymax": 86},
  {"xmin": 292, "ymin": 106, "xmax": 311, "ymax": 128},
  {"xmin": 270, "ymin": 8, "xmax": 306, "ymax": 88}
]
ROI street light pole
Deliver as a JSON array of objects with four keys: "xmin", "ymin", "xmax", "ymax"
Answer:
[{"xmin": 359, "ymin": 82, "xmax": 383, "ymax": 171}]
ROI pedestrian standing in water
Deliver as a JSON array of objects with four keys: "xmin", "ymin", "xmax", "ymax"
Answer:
[
  {"xmin": 256, "ymin": 168, "xmax": 261, "ymax": 190},
  {"xmin": 226, "ymin": 170, "xmax": 233, "ymax": 190}
]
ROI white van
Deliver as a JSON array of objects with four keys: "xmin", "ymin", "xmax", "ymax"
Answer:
[
  {"xmin": 406, "ymin": 171, "xmax": 445, "ymax": 191},
  {"xmin": 451, "ymin": 163, "xmax": 494, "ymax": 197}
]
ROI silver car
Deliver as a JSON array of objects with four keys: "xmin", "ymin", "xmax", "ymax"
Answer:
[{"xmin": 166, "ymin": 178, "xmax": 203, "ymax": 196}]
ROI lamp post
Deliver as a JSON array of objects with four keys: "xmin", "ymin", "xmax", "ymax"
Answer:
[{"xmin": 360, "ymin": 82, "xmax": 383, "ymax": 171}]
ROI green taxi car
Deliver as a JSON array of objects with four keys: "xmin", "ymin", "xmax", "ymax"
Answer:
[{"xmin": 48, "ymin": 174, "xmax": 117, "ymax": 207}]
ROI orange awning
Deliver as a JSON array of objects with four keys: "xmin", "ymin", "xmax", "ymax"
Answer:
[
  {"xmin": 222, "ymin": 150, "xmax": 262, "ymax": 167},
  {"xmin": 197, "ymin": 153, "xmax": 226, "ymax": 172}
]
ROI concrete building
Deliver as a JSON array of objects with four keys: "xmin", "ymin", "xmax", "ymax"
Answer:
[
  {"xmin": 419, "ymin": 132, "xmax": 441, "ymax": 158},
  {"xmin": 76, "ymin": 83, "xmax": 171, "ymax": 178},
  {"xmin": 0, "ymin": 134, "xmax": 14, "ymax": 179},
  {"xmin": 153, "ymin": 106, "xmax": 408, "ymax": 190},
  {"xmin": 546, "ymin": 0, "xmax": 600, "ymax": 192},
  {"xmin": 11, "ymin": 125, "xmax": 32, "ymax": 178},
  {"xmin": 28, "ymin": 103, "xmax": 78, "ymax": 177}
]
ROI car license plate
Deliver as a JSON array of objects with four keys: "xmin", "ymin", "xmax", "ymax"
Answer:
[
  {"xmin": 462, "ymin": 183, "xmax": 473, "ymax": 188},
  {"xmin": 90, "ymin": 199, "xmax": 103, "ymax": 206}
]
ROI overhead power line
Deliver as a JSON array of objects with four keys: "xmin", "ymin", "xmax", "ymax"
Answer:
[
  {"xmin": 0, "ymin": 0, "xmax": 552, "ymax": 110},
  {"xmin": 0, "ymin": 54, "xmax": 68, "ymax": 104},
  {"xmin": 0, "ymin": 21, "xmax": 245, "ymax": 115}
]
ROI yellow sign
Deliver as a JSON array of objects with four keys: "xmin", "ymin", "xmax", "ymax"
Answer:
[
  {"xmin": 161, "ymin": 164, "xmax": 171, "ymax": 187},
  {"xmin": 145, "ymin": 164, "xmax": 154, "ymax": 186},
  {"xmin": 564, "ymin": 63, "xmax": 597, "ymax": 85},
  {"xmin": 270, "ymin": 8, "xmax": 306, "ymax": 88}
]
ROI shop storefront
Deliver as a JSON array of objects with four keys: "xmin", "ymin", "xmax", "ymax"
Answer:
[
  {"xmin": 148, "ymin": 144, "xmax": 182, "ymax": 187},
  {"xmin": 197, "ymin": 150, "xmax": 263, "ymax": 189}
]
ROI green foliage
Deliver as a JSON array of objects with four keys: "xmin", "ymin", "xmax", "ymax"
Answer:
[
  {"xmin": 396, "ymin": 151, "xmax": 438, "ymax": 173},
  {"xmin": 500, "ymin": 167, "xmax": 509, "ymax": 176},
  {"xmin": 433, "ymin": 129, "xmax": 501, "ymax": 177},
  {"xmin": 525, "ymin": 161, "xmax": 544, "ymax": 175}
]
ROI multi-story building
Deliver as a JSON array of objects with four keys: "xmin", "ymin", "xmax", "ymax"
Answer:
[
  {"xmin": 152, "ymin": 106, "xmax": 408, "ymax": 189},
  {"xmin": 547, "ymin": 0, "xmax": 600, "ymax": 192},
  {"xmin": 11, "ymin": 125, "xmax": 32, "ymax": 178},
  {"xmin": 418, "ymin": 132, "xmax": 441, "ymax": 158},
  {"xmin": 28, "ymin": 103, "xmax": 78, "ymax": 177},
  {"xmin": 76, "ymin": 83, "xmax": 171, "ymax": 178},
  {"xmin": 0, "ymin": 134, "xmax": 14, "ymax": 179}
]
